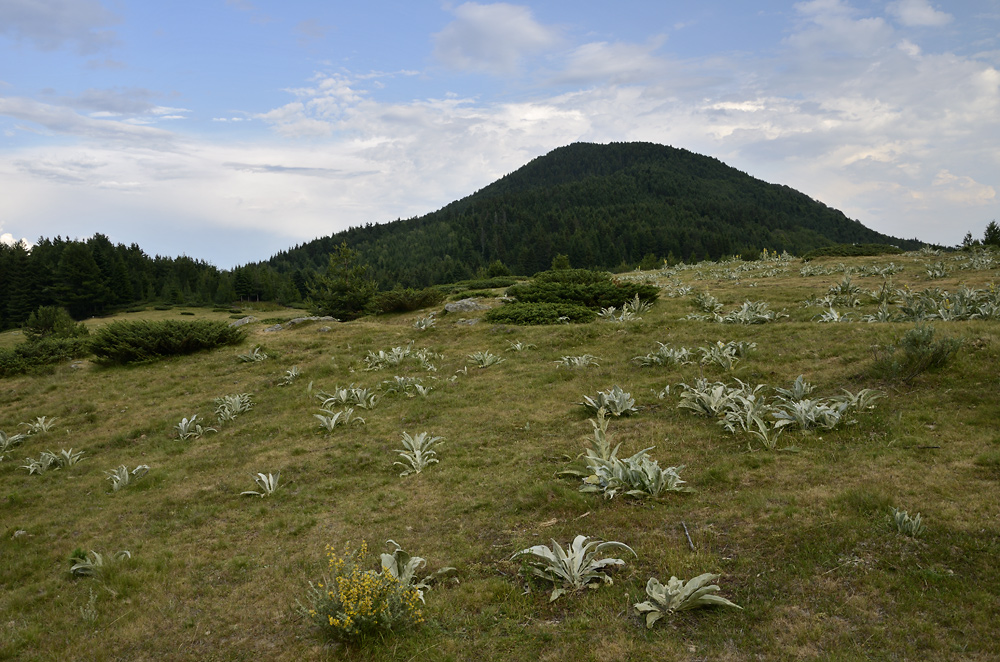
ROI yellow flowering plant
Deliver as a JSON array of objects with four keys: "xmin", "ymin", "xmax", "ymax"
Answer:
[{"xmin": 300, "ymin": 540, "xmax": 424, "ymax": 642}]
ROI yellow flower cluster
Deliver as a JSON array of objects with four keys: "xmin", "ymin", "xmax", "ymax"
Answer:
[{"xmin": 307, "ymin": 540, "xmax": 424, "ymax": 641}]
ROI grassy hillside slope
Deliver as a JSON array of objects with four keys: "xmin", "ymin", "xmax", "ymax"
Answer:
[{"xmin": 2, "ymin": 249, "xmax": 998, "ymax": 661}]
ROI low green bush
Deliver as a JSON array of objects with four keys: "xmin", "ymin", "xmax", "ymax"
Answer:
[
  {"xmin": 506, "ymin": 280, "xmax": 659, "ymax": 310},
  {"xmin": 460, "ymin": 276, "xmax": 518, "ymax": 289},
  {"xmin": 22, "ymin": 306, "xmax": 89, "ymax": 341},
  {"xmin": 434, "ymin": 276, "xmax": 520, "ymax": 294},
  {"xmin": 371, "ymin": 287, "xmax": 445, "ymax": 314},
  {"xmin": 532, "ymin": 269, "xmax": 613, "ymax": 285},
  {"xmin": 0, "ymin": 337, "xmax": 92, "ymax": 377},
  {"xmin": 0, "ymin": 349, "xmax": 27, "ymax": 376},
  {"xmin": 505, "ymin": 269, "xmax": 658, "ymax": 310},
  {"xmin": 89, "ymin": 320, "xmax": 247, "ymax": 365},
  {"xmin": 450, "ymin": 290, "xmax": 495, "ymax": 300},
  {"xmin": 869, "ymin": 323, "xmax": 962, "ymax": 383},
  {"xmin": 484, "ymin": 302, "xmax": 596, "ymax": 325}
]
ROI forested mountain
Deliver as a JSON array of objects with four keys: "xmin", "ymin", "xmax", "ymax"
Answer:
[
  {"xmin": 265, "ymin": 142, "xmax": 922, "ymax": 286},
  {"xmin": 2, "ymin": 141, "xmax": 926, "ymax": 329}
]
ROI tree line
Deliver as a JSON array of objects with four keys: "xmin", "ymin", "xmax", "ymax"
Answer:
[{"xmin": 0, "ymin": 234, "xmax": 307, "ymax": 330}]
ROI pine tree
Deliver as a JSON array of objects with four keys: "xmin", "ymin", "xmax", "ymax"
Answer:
[
  {"xmin": 55, "ymin": 242, "xmax": 108, "ymax": 319},
  {"xmin": 307, "ymin": 243, "xmax": 378, "ymax": 320},
  {"xmin": 214, "ymin": 273, "xmax": 237, "ymax": 305},
  {"xmin": 233, "ymin": 270, "xmax": 254, "ymax": 301},
  {"xmin": 984, "ymin": 220, "xmax": 1000, "ymax": 247},
  {"xmin": 108, "ymin": 253, "xmax": 134, "ymax": 305}
]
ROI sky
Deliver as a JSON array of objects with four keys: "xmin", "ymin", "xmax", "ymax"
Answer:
[{"xmin": 1, "ymin": 0, "xmax": 998, "ymax": 268}]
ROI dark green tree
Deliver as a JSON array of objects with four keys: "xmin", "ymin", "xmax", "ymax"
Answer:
[
  {"xmin": 307, "ymin": 243, "xmax": 378, "ymax": 320},
  {"xmin": 291, "ymin": 269, "xmax": 313, "ymax": 298},
  {"xmin": 213, "ymin": 272, "xmax": 237, "ymax": 305},
  {"xmin": 55, "ymin": 242, "xmax": 108, "ymax": 318},
  {"xmin": 22, "ymin": 306, "xmax": 89, "ymax": 341},
  {"xmin": 107, "ymin": 254, "xmax": 134, "ymax": 305},
  {"xmin": 984, "ymin": 220, "xmax": 1000, "ymax": 247},
  {"xmin": 486, "ymin": 259, "xmax": 512, "ymax": 277},
  {"xmin": 638, "ymin": 252, "xmax": 660, "ymax": 270},
  {"xmin": 233, "ymin": 269, "xmax": 254, "ymax": 301}
]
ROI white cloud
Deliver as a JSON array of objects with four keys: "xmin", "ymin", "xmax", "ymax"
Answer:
[
  {"xmin": 788, "ymin": 0, "xmax": 894, "ymax": 57},
  {"xmin": 60, "ymin": 87, "xmax": 161, "ymax": 115},
  {"xmin": 1, "ymin": 231, "xmax": 31, "ymax": 248},
  {"xmin": 929, "ymin": 170, "xmax": 996, "ymax": 205},
  {"xmin": 0, "ymin": 0, "xmax": 119, "ymax": 55},
  {"xmin": 887, "ymin": 0, "xmax": 953, "ymax": 28},
  {"xmin": 552, "ymin": 38, "xmax": 671, "ymax": 85},
  {"xmin": 14, "ymin": 154, "xmax": 108, "ymax": 184},
  {"xmin": 256, "ymin": 102, "xmax": 333, "ymax": 138},
  {"xmin": 433, "ymin": 2, "xmax": 561, "ymax": 75},
  {"xmin": 0, "ymin": 97, "xmax": 175, "ymax": 145}
]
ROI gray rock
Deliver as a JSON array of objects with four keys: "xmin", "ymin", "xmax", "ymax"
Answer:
[
  {"xmin": 261, "ymin": 316, "xmax": 337, "ymax": 332},
  {"xmin": 445, "ymin": 298, "xmax": 488, "ymax": 313},
  {"xmin": 229, "ymin": 316, "xmax": 257, "ymax": 328},
  {"xmin": 286, "ymin": 315, "xmax": 336, "ymax": 326}
]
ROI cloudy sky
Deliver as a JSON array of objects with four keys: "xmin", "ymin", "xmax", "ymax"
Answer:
[{"xmin": 1, "ymin": 0, "xmax": 998, "ymax": 267}]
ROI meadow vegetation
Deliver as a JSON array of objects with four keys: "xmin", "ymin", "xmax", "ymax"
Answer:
[{"xmin": 1, "ymin": 249, "xmax": 999, "ymax": 660}]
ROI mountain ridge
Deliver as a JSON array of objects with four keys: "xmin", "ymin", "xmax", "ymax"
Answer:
[{"xmin": 266, "ymin": 141, "xmax": 920, "ymax": 285}]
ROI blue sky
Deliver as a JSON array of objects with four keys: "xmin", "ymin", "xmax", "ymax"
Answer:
[{"xmin": 1, "ymin": 0, "xmax": 998, "ymax": 267}]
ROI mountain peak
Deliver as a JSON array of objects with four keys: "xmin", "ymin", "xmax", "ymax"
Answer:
[{"xmin": 267, "ymin": 141, "xmax": 920, "ymax": 286}]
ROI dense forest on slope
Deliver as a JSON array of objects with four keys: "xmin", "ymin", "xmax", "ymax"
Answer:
[
  {"xmin": 265, "ymin": 142, "xmax": 922, "ymax": 286},
  {"xmin": 0, "ymin": 235, "xmax": 297, "ymax": 330}
]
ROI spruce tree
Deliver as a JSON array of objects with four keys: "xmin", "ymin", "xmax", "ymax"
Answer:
[
  {"xmin": 984, "ymin": 220, "xmax": 1000, "ymax": 247},
  {"xmin": 307, "ymin": 243, "xmax": 377, "ymax": 320},
  {"xmin": 55, "ymin": 242, "xmax": 109, "ymax": 319}
]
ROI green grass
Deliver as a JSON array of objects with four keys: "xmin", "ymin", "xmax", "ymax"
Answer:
[{"xmin": 1, "ymin": 251, "xmax": 1000, "ymax": 660}]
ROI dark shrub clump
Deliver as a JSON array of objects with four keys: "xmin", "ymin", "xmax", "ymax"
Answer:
[
  {"xmin": 371, "ymin": 287, "xmax": 446, "ymax": 314},
  {"xmin": 504, "ymin": 269, "xmax": 658, "ymax": 310},
  {"xmin": 484, "ymin": 303, "xmax": 596, "ymax": 325},
  {"xmin": 0, "ymin": 337, "xmax": 92, "ymax": 377},
  {"xmin": 22, "ymin": 306, "xmax": 89, "ymax": 342},
  {"xmin": 89, "ymin": 320, "xmax": 246, "ymax": 365}
]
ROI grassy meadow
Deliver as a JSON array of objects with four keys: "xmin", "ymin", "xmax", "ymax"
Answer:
[{"xmin": 2, "ymin": 251, "xmax": 999, "ymax": 661}]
